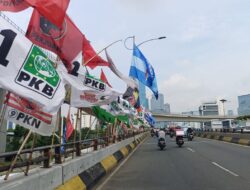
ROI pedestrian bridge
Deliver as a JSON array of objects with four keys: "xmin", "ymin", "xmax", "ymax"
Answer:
[{"xmin": 152, "ymin": 113, "xmax": 237, "ymax": 122}]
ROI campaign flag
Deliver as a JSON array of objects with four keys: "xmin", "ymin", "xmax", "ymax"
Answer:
[
  {"xmin": 26, "ymin": 9, "xmax": 86, "ymax": 72},
  {"xmin": 66, "ymin": 108, "xmax": 73, "ymax": 140},
  {"xmin": 0, "ymin": 16, "xmax": 65, "ymax": 113},
  {"xmin": 100, "ymin": 69, "xmax": 112, "ymax": 88},
  {"xmin": 4, "ymin": 93, "xmax": 56, "ymax": 136},
  {"xmin": 25, "ymin": 0, "xmax": 70, "ymax": 27},
  {"xmin": 129, "ymin": 44, "xmax": 158, "ymax": 99},
  {"xmin": 144, "ymin": 112, "xmax": 156, "ymax": 127},
  {"xmin": 56, "ymin": 63, "xmax": 121, "ymax": 107},
  {"xmin": 123, "ymin": 87, "xmax": 140, "ymax": 109},
  {"xmin": 0, "ymin": 0, "xmax": 69, "ymax": 27},
  {"xmin": 83, "ymin": 43, "xmax": 109, "ymax": 69},
  {"xmin": 70, "ymin": 74, "xmax": 121, "ymax": 108},
  {"xmin": 105, "ymin": 49, "xmax": 137, "ymax": 89},
  {"xmin": 0, "ymin": 0, "xmax": 29, "ymax": 12}
]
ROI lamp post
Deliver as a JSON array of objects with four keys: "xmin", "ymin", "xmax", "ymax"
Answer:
[
  {"xmin": 124, "ymin": 36, "xmax": 166, "ymax": 50},
  {"xmin": 124, "ymin": 35, "xmax": 166, "ymax": 110},
  {"xmin": 220, "ymin": 99, "xmax": 227, "ymax": 116}
]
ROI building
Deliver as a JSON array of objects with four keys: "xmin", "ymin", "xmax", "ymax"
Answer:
[
  {"xmin": 227, "ymin": 110, "xmax": 234, "ymax": 116},
  {"xmin": 199, "ymin": 101, "xmax": 219, "ymax": 130},
  {"xmin": 138, "ymin": 82, "xmax": 149, "ymax": 109},
  {"xmin": 199, "ymin": 101, "xmax": 219, "ymax": 116},
  {"xmin": 150, "ymin": 93, "xmax": 164, "ymax": 113},
  {"xmin": 164, "ymin": 103, "xmax": 170, "ymax": 114},
  {"xmin": 238, "ymin": 94, "xmax": 250, "ymax": 116}
]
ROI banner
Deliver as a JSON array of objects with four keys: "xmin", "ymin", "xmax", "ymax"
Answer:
[
  {"xmin": 4, "ymin": 93, "xmax": 56, "ymax": 136},
  {"xmin": 0, "ymin": 16, "xmax": 65, "ymax": 113},
  {"xmin": 70, "ymin": 74, "xmax": 121, "ymax": 107},
  {"xmin": 26, "ymin": 9, "xmax": 85, "ymax": 71},
  {"xmin": 0, "ymin": 0, "xmax": 28, "ymax": 12},
  {"xmin": 57, "ymin": 63, "xmax": 121, "ymax": 107}
]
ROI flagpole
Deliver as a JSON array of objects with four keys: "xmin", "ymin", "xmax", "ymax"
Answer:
[
  {"xmin": 24, "ymin": 133, "xmax": 36, "ymax": 176},
  {"xmin": 72, "ymin": 108, "xmax": 80, "ymax": 159},
  {"xmin": 4, "ymin": 130, "xmax": 32, "ymax": 180},
  {"xmin": 50, "ymin": 108, "xmax": 61, "ymax": 164},
  {"xmin": 83, "ymin": 39, "xmax": 122, "ymax": 66}
]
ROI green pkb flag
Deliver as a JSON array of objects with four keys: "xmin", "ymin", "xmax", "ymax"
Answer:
[{"xmin": 23, "ymin": 45, "xmax": 60, "ymax": 87}]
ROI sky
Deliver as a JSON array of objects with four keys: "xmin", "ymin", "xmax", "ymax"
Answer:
[{"xmin": 4, "ymin": 0, "xmax": 250, "ymax": 114}]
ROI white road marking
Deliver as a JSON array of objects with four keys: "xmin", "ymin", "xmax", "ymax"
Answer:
[
  {"xmin": 187, "ymin": 147, "xmax": 195, "ymax": 152},
  {"xmin": 212, "ymin": 162, "xmax": 239, "ymax": 177},
  {"xmin": 96, "ymin": 138, "xmax": 147, "ymax": 190}
]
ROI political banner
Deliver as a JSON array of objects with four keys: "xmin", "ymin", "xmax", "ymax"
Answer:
[
  {"xmin": 4, "ymin": 93, "xmax": 56, "ymax": 136},
  {"xmin": 0, "ymin": 16, "xmax": 65, "ymax": 113},
  {"xmin": 56, "ymin": 63, "xmax": 121, "ymax": 107},
  {"xmin": 70, "ymin": 74, "xmax": 121, "ymax": 108}
]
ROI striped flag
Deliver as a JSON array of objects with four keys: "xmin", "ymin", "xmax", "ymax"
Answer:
[{"xmin": 4, "ymin": 93, "xmax": 56, "ymax": 136}]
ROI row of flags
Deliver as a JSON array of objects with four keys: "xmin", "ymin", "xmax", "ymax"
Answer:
[{"xmin": 0, "ymin": 1, "xmax": 158, "ymax": 138}]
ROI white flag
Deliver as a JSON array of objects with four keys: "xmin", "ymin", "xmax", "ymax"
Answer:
[
  {"xmin": 57, "ymin": 62, "xmax": 121, "ymax": 107},
  {"xmin": 70, "ymin": 74, "xmax": 122, "ymax": 107},
  {"xmin": 0, "ymin": 16, "xmax": 65, "ymax": 113},
  {"xmin": 4, "ymin": 93, "xmax": 56, "ymax": 136}
]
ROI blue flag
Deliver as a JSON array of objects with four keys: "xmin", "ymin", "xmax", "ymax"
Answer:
[
  {"xmin": 129, "ymin": 44, "xmax": 158, "ymax": 99},
  {"xmin": 144, "ymin": 112, "xmax": 156, "ymax": 127}
]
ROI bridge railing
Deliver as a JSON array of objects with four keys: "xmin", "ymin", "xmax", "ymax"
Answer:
[{"xmin": 0, "ymin": 130, "xmax": 144, "ymax": 177}]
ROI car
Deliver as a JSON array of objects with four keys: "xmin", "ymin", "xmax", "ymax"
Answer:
[{"xmin": 243, "ymin": 127, "xmax": 250, "ymax": 133}]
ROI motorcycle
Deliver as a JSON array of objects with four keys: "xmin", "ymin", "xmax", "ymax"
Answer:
[
  {"xmin": 176, "ymin": 130, "xmax": 184, "ymax": 147},
  {"xmin": 169, "ymin": 131, "xmax": 174, "ymax": 138},
  {"xmin": 158, "ymin": 138, "xmax": 166, "ymax": 150},
  {"xmin": 151, "ymin": 131, "xmax": 155, "ymax": 137},
  {"xmin": 187, "ymin": 132, "xmax": 194, "ymax": 141}
]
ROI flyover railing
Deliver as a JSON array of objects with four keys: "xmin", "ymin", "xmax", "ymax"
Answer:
[{"xmin": 0, "ymin": 131, "xmax": 145, "ymax": 179}]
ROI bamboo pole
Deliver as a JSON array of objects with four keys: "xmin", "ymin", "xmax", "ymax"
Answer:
[
  {"xmin": 4, "ymin": 130, "xmax": 32, "ymax": 180},
  {"xmin": 48, "ymin": 107, "xmax": 61, "ymax": 164},
  {"xmin": 24, "ymin": 133, "xmax": 36, "ymax": 176},
  {"xmin": 72, "ymin": 109, "xmax": 80, "ymax": 159}
]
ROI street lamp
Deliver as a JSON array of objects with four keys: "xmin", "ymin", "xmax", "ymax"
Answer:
[
  {"xmin": 124, "ymin": 36, "xmax": 166, "ymax": 50},
  {"xmin": 220, "ymin": 99, "xmax": 227, "ymax": 116}
]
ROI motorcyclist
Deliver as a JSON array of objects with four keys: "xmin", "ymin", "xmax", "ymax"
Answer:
[
  {"xmin": 158, "ymin": 128, "xmax": 166, "ymax": 140},
  {"xmin": 187, "ymin": 127, "xmax": 193, "ymax": 136}
]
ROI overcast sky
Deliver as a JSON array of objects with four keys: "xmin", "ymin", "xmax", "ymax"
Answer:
[{"xmin": 5, "ymin": 0, "xmax": 250, "ymax": 114}]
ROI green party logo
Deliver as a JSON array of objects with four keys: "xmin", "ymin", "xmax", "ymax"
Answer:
[{"xmin": 15, "ymin": 45, "xmax": 60, "ymax": 99}]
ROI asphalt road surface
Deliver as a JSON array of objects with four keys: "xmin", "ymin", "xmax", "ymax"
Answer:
[{"xmin": 97, "ymin": 135, "xmax": 250, "ymax": 190}]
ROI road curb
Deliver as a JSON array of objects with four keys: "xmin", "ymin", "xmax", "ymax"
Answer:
[
  {"xmin": 196, "ymin": 133, "xmax": 250, "ymax": 146},
  {"xmin": 54, "ymin": 133, "xmax": 148, "ymax": 190}
]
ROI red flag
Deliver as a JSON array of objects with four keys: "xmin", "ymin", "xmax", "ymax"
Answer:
[
  {"xmin": 83, "ymin": 43, "xmax": 110, "ymax": 69},
  {"xmin": 26, "ymin": 9, "xmax": 86, "ymax": 71},
  {"xmin": 100, "ymin": 69, "xmax": 112, "ymax": 88},
  {"xmin": 0, "ymin": 0, "xmax": 29, "ymax": 12},
  {"xmin": 66, "ymin": 110, "xmax": 74, "ymax": 140},
  {"xmin": 25, "ymin": 0, "xmax": 70, "ymax": 27}
]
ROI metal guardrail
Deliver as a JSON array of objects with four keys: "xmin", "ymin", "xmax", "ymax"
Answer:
[{"xmin": 0, "ymin": 131, "xmax": 143, "ymax": 175}]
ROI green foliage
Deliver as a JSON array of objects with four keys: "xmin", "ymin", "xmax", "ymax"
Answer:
[{"xmin": 236, "ymin": 115, "xmax": 250, "ymax": 120}]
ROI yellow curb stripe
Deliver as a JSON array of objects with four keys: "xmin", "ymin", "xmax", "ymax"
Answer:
[
  {"xmin": 223, "ymin": 137, "xmax": 232, "ymax": 142},
  {"xmin": 101, "ymin": 155, "xmax": 117, "ymax": 172},
  {"xmin": 120, "ymin": 147, "xmax": 129, "ymax": 157},
  {"xmin": 55, "ymin": 176, "xmax": 86, "ymax": 190},
  {"xmin": 130, "ymin": 143, "xmax": 135, "ymax": 149},
  {"xmin": 238, "ymin": 139, "xmax": 250, "ymax": 146}
]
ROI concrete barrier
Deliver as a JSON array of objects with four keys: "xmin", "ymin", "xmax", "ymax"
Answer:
[
  {"xmin": 55, "ymin": 133, "xmax": 148, "ymax": 190},
  {"xmin": 196, "ymin": 132, "xmax": 250, "ymax": 146},
  {"xmin": 0, "ymin": 132, "xmax": 148, "ymax": 190}
]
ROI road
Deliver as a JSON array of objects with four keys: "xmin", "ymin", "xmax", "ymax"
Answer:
[{"xmin": 97, "ymin": 135, "xmax": 250, "ymax": 190}]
